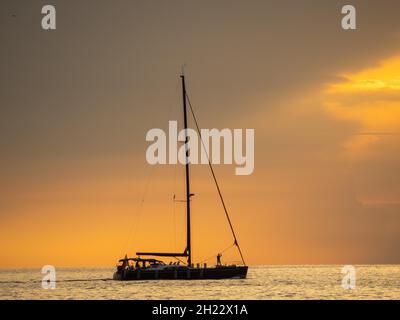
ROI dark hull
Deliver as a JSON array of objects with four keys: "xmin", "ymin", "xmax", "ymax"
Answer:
[{"xmin": 113, "ymin": 266, "xmax": 248, "ymax": 281}]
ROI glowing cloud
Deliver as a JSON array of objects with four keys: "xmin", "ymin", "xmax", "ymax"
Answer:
[
  {"xmin": 324, "ymin": 55, "xmax": 400, "ymax": 154},
  {"xmin": 328, "ymin": 56, "xmax": 400, "ymax": 93}
]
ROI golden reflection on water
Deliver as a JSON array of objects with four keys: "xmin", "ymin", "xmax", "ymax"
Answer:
[{"xmin": 1, "ymin": 265, "xmax": 399, "ymax": 300}]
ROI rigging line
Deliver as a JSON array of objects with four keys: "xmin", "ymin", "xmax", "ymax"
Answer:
[
  {"xmin": 174, "ymin": 256, "xmax": 185, "ymax": 264},
  {"xmin": 199, "ymin": 243, "xmax": 235, "ymax": 264},
  {"xmin": 122, "ymin": 76, "xmax": 180, "ymax": 257},
  {"xmin": 172, "ymin": 164, "xmax": 178, "ymax": 251},
  {"xmin": 121, "ymin": 164, "xmax": 155, "ymax": 257},
  {"xmin": 185, "ymin": 93, "xmax": 246, "ymax": 266},
  {"xmin": 171, "ymin": 75, "xmax": 182, "ymax": 253}
]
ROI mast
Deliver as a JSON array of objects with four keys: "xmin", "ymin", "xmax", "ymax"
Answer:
[
  {"xmin": 136, "ymin": 75, "xmax": 245, "ymax": 268},
  {"xmin": 181, "ymin": 74, "xmax": 192, "ymax": 266}
]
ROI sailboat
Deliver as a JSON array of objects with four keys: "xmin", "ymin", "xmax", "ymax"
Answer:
[{"xmin": 113, "ymin": 74, "xmax": 248, "ymax": 280}]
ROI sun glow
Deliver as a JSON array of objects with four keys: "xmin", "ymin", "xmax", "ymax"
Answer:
[
  {"xmin": 328, "ymin": 56, "xmax": 400, "ymax": 93},
  {"xmin": 323, "ymin": 55, "xmax": 400, "ymax": 155}
]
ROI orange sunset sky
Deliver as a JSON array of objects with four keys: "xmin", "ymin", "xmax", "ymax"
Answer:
[{"xmin": 1, "ymin": 0, "xmax": 400, "ymax": 268}]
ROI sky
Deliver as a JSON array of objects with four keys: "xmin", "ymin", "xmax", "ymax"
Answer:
[{"xmin": 1, "ymin": 0, "xmax": 400, "ymax": 268}]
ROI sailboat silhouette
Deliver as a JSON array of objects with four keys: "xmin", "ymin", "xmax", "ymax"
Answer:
[{"xmin": 113, "ymin": 74, "xmax": 248, "ymax": 280}]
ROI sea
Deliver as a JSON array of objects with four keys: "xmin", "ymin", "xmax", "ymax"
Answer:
[{"xmin": 1, "ymin": 265, "xmax": 399, "ymax": 300}]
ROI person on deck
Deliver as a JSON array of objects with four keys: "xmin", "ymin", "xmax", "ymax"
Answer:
[{"xmin": 217, "ymin": 253, "xmax": 222, "ymax": 266}]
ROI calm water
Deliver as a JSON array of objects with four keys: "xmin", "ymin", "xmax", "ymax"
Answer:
[{"xmin": 1, "ymin": 265, "xmax": 399, "ymax": 300}]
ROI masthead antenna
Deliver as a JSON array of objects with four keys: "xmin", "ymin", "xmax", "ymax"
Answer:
[{"xmin": 181, "ymin": 64, "xmax": 186, "ymax": 76}]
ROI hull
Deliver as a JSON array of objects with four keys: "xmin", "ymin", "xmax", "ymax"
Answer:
[{"xmin": 113, "ymin": 266, "xmax": 248, "ymax": 281}]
